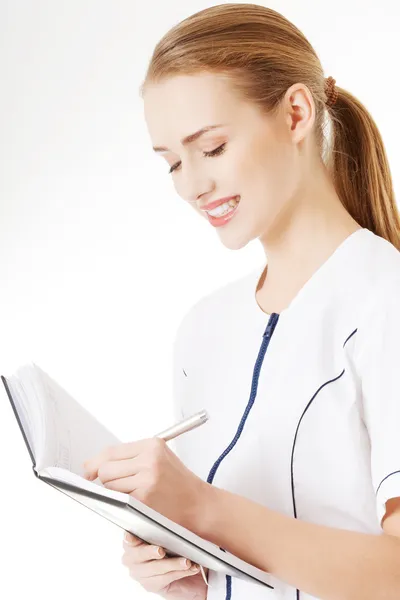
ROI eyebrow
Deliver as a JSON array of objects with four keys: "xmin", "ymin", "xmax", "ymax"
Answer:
[{"xmin": 152, "ymin": 124, "xmax": 226, "ymax": 153}]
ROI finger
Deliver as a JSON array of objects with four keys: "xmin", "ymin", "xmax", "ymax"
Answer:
[
  {"xmin": 98, "ymin": 457, "xmax": 139, "ymax": 484},
  {"xmin": 139, "ymin": 563, "xmax": 201, "ymax": 594},
  {"xmin": 123, "ymin": 532, "xmax": 145, "ymax": 548},
  {"xmin": 83, "ymin": 439, "xmax": 155, "ymax": 479},
  {"xmin": 104, "ymin": 473, "xmax": 141, "ymax": 493},
  {"xmin": 122, "ymin": 540, "xmax": 166, "ymax": 563},
  {"xmin": 82, "ymin": 450, "xmax": 108, "ymax": 480},
  {"xmin": 128, "ymin": 556, "xmax": 199, "ymax": 581},
  {"xmin": 127, "ymin": 555, "xmax": 190, "ymax": 578}
]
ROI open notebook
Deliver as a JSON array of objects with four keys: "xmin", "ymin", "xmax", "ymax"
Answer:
[{"xmin": 1, "ymin": 362, "xmax": 275, "ymax": 591}]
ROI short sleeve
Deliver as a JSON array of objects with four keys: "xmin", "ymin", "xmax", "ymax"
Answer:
[{"xmin": 355, "ymin": 279, "xmax": 400, "ymax": 528}]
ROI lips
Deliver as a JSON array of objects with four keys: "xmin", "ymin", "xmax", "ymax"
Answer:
[
  {"xmin": 201, "ymin": 195, "xmax": 240, "ymax": 212},
  {"xmin": 205, "ymin": 198, "xmax": 241, "ymax": 227}
]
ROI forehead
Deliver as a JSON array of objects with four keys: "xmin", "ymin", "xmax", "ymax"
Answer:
[{"xmin": 143, "ymin": 73, "xmax": 243, "ymax": 147}]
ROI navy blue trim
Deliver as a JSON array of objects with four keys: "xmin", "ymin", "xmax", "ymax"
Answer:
[
  {"xmin": 343, "ymin": 328, "xmax": 357, "ymax": 347},
  {"xmin": 376, "ymin": 470, "xmax": 400, "ymax": 496},
  {"xmin": 291, "ymin": 328, "xmax": 357, "ymax": 600},
  {"xmin": 206, "ymin": 313, "xmax": 279, "ymax": 600},
  {"xmin": 290, "ymin": 368, "xmax": 345, "ymax": 521}
]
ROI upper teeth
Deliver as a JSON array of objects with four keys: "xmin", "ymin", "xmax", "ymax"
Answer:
[{"xmin": 207, "ymin": 197, "xmax": 240, "ymax": 216}]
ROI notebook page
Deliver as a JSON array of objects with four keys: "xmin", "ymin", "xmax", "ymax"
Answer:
[{"xmin": 23, "ymin": 364, "xmax": 121, "ymax": 473}]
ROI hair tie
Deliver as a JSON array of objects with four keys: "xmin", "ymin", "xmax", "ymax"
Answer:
[{"xmin": 325, "ymin": 76, "xmax": 338, "ymax": 107}]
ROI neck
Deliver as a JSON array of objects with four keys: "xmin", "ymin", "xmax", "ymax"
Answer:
[{"xmin": 257, "ymin": 162, "xmax": 361, "ymax": 314}]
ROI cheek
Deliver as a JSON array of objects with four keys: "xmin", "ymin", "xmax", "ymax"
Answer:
[{"xmin": 242, "ymin": 140, "xmax": 297, "ymax": 202}]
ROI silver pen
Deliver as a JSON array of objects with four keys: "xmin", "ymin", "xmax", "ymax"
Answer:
[
  {"xmin": 154, "ymin": 408, "xmax": 210, "ymax": 587},
  {"xmin": 155, "ymin": 409, "xmax": 209, "ymax": 441}
]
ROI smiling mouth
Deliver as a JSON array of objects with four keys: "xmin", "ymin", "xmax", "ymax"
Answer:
[{"xmin": 205, "ymin": 196, "xmax": 241, "ymax": 216}]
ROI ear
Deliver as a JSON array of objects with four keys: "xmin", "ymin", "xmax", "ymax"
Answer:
[{"xmin": 283, "ymin": 83, "xmax": 316, "ymax": 144}]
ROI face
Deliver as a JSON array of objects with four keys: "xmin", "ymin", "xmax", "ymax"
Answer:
[{"xmin": 143, "ymin": 72, "xmax": 313, "ymax": 250}]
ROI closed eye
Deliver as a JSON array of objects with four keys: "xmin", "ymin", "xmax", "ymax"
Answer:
[{"xmin": 168, "ymin": 143, "xmax": 227, "ymax": 174}]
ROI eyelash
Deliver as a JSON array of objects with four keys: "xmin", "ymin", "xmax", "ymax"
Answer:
[{"xmin": 168, "ymin": 143, "xmax": 227, "ymax": 174}]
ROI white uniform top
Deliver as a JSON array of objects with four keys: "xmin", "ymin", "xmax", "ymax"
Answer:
[{"xmin": 172, "ymin": 227, "xmax": 400, "ymax": 600}]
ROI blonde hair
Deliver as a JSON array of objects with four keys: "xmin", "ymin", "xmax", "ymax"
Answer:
[{"xmin": 140, "ymin": 3, "xmax": 400, "ymax": 250}]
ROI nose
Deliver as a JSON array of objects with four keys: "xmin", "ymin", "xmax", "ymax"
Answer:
[{"xmin": 177, "ymin": 162, "xmax": 215, "ymax": 207}]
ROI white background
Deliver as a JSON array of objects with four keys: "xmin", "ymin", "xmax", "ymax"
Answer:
[{"xmin": 0, "ymin": 1, "xmax": 398, "ymax": 598}]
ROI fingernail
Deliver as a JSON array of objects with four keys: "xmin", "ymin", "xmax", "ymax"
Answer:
[
  {"xmin": 124, "ymin": 532, "xmax": 133, "ymax": 544},
  {"xmin": 156, "ymin": 547, "xmax": 165, "ymax": 557},
  {"xmin": 190, "ymin": 564, "xmax": 200, "ymax": 571},
  {"xmin": 181, "ymin": 558, "xmax": 190, "ymax": 568}
]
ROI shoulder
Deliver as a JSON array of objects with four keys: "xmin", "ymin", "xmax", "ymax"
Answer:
[
  {"xmin": 353, "ymin": 230, "xmax": 400, "ymax": 327},
  {"xmin": 351, "ymin": 232, "xmax": 400, "ymax": 382},
  {"xmin": 368, "ymin": 229, "xmax": 400, "ymax": 278},
  {"xmin": 359, "ymin": 229, "xmax": 400, "ymax": 291}
]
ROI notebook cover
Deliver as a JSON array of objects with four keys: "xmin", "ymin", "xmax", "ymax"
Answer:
[
  {"xmin": 1, "ymin": 374, "xmax": 37, "ymax": 474},
  {"xmin": 38, "ymin": 473, "xmax": 274, "ymax": 589}
]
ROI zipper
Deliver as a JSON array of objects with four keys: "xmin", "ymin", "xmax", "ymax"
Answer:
[
  {"xmin": 205, "ymin": 312, "xmax": 280, "ymax": 598},
  {"xmin": 263, "ymin": 312, "xmax": 279, "ymax": 339}
]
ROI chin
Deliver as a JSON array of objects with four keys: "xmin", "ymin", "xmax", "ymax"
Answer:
[
  {"xmin": 215, "ymin": 216, "xmax": 260, "ymax": 250},
  {"xmin": 216, "ymin": 233, "xmax": 252, "ymax": 251}
]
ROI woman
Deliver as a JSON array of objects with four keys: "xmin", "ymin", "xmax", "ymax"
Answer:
[{"xmin": 83, "ymin": 4, "xmax": 400, "ymax": 599}]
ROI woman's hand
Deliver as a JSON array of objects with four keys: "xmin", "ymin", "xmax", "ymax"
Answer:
[
  {"xmin": 82, "ymin": 437, "xmax": 208, "ymax": 530},
  {"xmin": 122, "ymin": 531, "xmax": 208, "ymax": 599}
]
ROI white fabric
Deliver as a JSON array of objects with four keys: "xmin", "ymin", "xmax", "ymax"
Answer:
[{"xmin": 171, "ymin": 228, "xmax": 400, "ymax": 600}]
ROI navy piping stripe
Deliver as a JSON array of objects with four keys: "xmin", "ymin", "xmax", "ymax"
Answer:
[
  {"xmin": 343, "ymin": 328, "xmax": 357, "ymax": 347},
  {"xmin": 290, "ymin": 368, "xmax": 346, "ymax": 520},
  {"xmin": 206, "ymin": 313, "xmax": 279, "ymax": 600},
  {"xmin": 291, "ymin": 328, "xmax": 357, "ymax": 600},
  {"xmin": 376, "ymin": 470, "xmax": 400, "ymax": 496}
]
